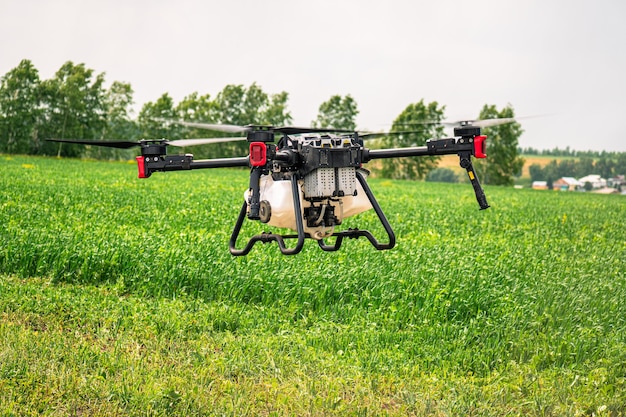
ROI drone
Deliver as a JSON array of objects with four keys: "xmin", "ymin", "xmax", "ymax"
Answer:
[{"xmin": 49, "ymin": 118, "xmax": 510, "ymax": 256}]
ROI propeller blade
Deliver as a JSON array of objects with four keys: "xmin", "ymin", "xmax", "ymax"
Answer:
[
  {"xmin": 273, "ymin": 126, "xmax": 356, "ymax": 135},
  {"xmin": 471, "ymin": 118, "xmax": 517, "ymax": 128},
  {"xmin": 47, "ymin": 136, "xmax": 249, "ymax": 149},
  {"xmin": 392, "ymin": 120, "xmax": 443, "ymax": 126},
  {"xmin": 166, "ymin": 137, "xmax": 247, "ymax": 147},
  {"xmin": 470, "ymin": 115, "xmax": 548, "ymax": 128},
  {"xmin": 393, "ymin": 117, "xmax": 527, "ymax": 129},
  {"xmin": 164, "ymin": 120, "xmax": 251, "ymax": 133},
  {"xmin": 46, "ymin": 138, "xmax": 141, "ymax": 149},
  {"xmin": 156, "ymin": 118, "xmax": 358, "ymax": 136},
  {"xmin": 176, "ymin": 124, "xmax": 357, "ymax": 135},
  {"xmin": 359, "ymin": 130, "xmax": 428, "ymax": 140}
]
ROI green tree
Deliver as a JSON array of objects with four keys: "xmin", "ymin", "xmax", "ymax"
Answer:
[
  {"xmin": 176, "ymin": 91, "xmax": 219, "ymax": 142},
  {"xmin": 556, "ymin": 159, "xmax": 577, "ymax": 178},
  {"xmin": 136, "ymin": 84, "xmax": 293, "ymax": 159},
  {"xmin": 176, "ymin": 92, "xmax": 218, "ymax": 125},
  {"xmin": 212, "ymin": 84, "xmax": 257, "ymax": 158},
  {"xmin": 0, "ymin": 59, "xmax": 42, "ymax": 154},
  {"xmin": 575, "ymin": 157, "xmax": 595, "ymax": 178},
  {"xmin": 137, "ymin": 93, "xmax": 181, "ymax": 140},
  {"xmin": 39, "ymin": 61, "xmax": 107, "ymax": 157},
  {"xmin": 213, "ymin": 83, "xmax": 291, "ymax": 126},
  {"xmin": 242, "ymin": 83, "xmax": 268, "ymax": 124},
  {"xmin": 379, "ymin": 100, "xmax": 445, "ymax": 180},
  {"xmin": 214, "ymin": 84, "xmax": 247, "ymax": 126},
  {"xmin": 312, "ymin": 95, "xmax": 358, "ymax": 130},
  {"xmin": 103, "ymin": 81, "xmax": 136, "ymax": 137},
  {"xmin": 595, "ymin": 155, "xmax": 615, "ymax": 179},
  {"xmin": 542, "ymin": 159, "xmax": 558, "ymax": 185},
  {"xmin": 83, "ymin": 81, "xmax": 137, "ymax": 160},
  {"xmin": 175, "ymin": 92, "xmax": 226, "ymax": 159},
  {"xmin": 474, "ymin": 104, "xmax": 524, "ymax": 186},
  {"xmin": 616, "ymin": 153, "xmax": 626, "ymax": 176},
  {"xmin": 261, "ymin": 91, "xmax": 293, "ymax": 126},
  {"xmin": 210, "ymin": 83, "xmax": 292, "ymax": 157},
  {"xmin": 528, "ymin": 163, "xmax": 544, "ymax": 182}
]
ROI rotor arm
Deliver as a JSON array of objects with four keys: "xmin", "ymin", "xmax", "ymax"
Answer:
[
  {"xmin": 136, "ymin": 154, "xmax": 249, "ymax": 178},
  {"xmin": 362, "ymin": 134, "xmax": 490, "ymax": 211},
  {"xmin": 363, "ymin": 137, "xmax": 481, "ymax": 161},
  {"xmin": 363, "ymin": 145, "xmax": 430, "ymax": 161},
  {"xmin": 190, "ymin": 157, "xmax": 250, "ymax": 169}
]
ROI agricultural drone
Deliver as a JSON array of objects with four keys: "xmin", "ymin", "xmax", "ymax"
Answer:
[{"xmin": 49, "ymin": 118, "xmax": 512, "ymax": 256}]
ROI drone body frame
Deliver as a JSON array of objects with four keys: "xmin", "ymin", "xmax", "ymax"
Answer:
[{"xmin": 129, "ymin": 124, "xmax": 490, "ymax": 255}]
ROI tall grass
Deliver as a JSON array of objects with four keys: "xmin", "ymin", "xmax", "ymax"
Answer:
[{"xmin": 1, "ymin": 155, "xmax": 625, "ymax": 415}]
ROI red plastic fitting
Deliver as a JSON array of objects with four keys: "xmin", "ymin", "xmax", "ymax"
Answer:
[
  {"xmin": 135, "ymin": 156, "xmax": 147, "ymax": 178},
  {"xmin": 473, "ymin": 135, "xmax": 487, "ymax": 158},
  {"xmin": 250, "ymin": 142, "xmax": 267, "ymax": 167}
]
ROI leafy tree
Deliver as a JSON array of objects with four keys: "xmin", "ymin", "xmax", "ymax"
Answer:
[
  {"xmin": 616, "ymin": 153, "xmax": 626, "ymax": 176},
  {"xmin": 211, "ymin": 83, "xmax": 292, "ymax": 157},
  {"xmin": 134, "ymin": 84, "xmax": 293, "ymax": 159},
  {"xmin": 242, "ymin": 83, "xmax": 268, "ymax": 124},
  {"xmin": 0, "ymin": 59, "xmax": 42, "ymax": 154},
  {"xmin": 212, "ymin": 83, "xmax": 292, "ymax": 126},
  {"xmin": 137, "ymin": 93, "xmax": 182, "ymax": 140},
  {"xmin": 595, "ymin": 155, "xmax": 616, "ymax": 179},
  {"xmin": 214, "ymin": 84, "xmax": 247, "ymax": 126},
  {"xmin": 379, "ymin": 99, "xmax": 445, "ymax": 180},
  {"xmin": 555, "ymin": 159, "xmax": 577, "ymax": 178},
  {"xmin": 575, "ymin": 157, "xmax": 595, "ymax": 178},
  {"xmin": 82, "ymin": 81, "xmax": 138, "ymax": 160},
  {"xmin": 212, "ymin": 84, "xmax": 259, "ymax": 158},
  {"xmin": 175, "ymin": 92, "xmax": 226, "ymax": 158},
  {"xmin": 261, "ymin": 91, "xmax": 293, "ymax": 126},
  {"xmin": 474, "ymin": 104, "xmax": 524, "ymax": 186},
  {"xmin": 312, "ymin": 95, "xmax": 358, "ymax": 130},
  {"xmin": 520, "ymin": 147, "xmax": 539, "ymax": 155},
  {"xmin": 103, "ymin": 81, "xmax": 136, "ymax": 137},
  {"xmin": 39, "ymin": 61, "xmax": 107, "ymax": 157},
  {"xmin": 528, "ymin": 163, "xmax": 543, "ymax": 182},
  {"xmin": 542, "ymin": 159, "xmax": 558, "ymax": 185},
  {"xmin": 177, "ymin": 92, "xmax": 218, "ymax": 124},
  {"xmin": 176, "ymin": 91, "xmax": 219, "ymax": 141}
]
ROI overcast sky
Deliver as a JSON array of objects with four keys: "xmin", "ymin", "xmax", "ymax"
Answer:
[{"xmin": 2, "ymin": 0, "xmax": 625, "ymax": 151}]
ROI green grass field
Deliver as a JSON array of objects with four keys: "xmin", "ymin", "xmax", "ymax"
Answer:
[{"xmin": 1, "ymin": 155, "xmax": 625, "ymax": 416}]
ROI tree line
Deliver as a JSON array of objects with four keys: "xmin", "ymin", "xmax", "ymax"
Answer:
[
  {"xmin": 520, "ymin": 146, "xmax": 625, "ymax": 159},
  {"xmin": 528, "ymin": 155, "xmax": 626, "ymax": 184},
  {"xmin": 1, "ymin": 59, "xmax": 524, "ymax": 185}
]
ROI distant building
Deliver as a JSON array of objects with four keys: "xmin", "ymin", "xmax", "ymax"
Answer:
[
  {"xmin": 553, "ymin": 177, "xmax": 581, "ymax": 191},
  {"xmin": 608, "ymin": 175, "xmax": 625, "ymax": 189},
  {"xmin": 532, "ymin": 181, "xmax": 548, "ymax": 190},
  {"xmin": 578, "ymin": 175, "xmax": 606, "ymax": 189}
]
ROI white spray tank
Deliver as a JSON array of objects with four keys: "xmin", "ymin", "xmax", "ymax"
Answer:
[{"xmin": 244, "ymin": 169, "xmax": 372, "ymax": 240}]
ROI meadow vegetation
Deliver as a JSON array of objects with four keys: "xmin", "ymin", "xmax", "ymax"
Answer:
[{"xmin": 1, "ymin": 155, "xmax": 625, "ymax": 415}]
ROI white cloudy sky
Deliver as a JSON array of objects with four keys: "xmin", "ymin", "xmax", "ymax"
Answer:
[{"xmin": 2, "ymin": 0, "xmax": 625, "ymax": 151}]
